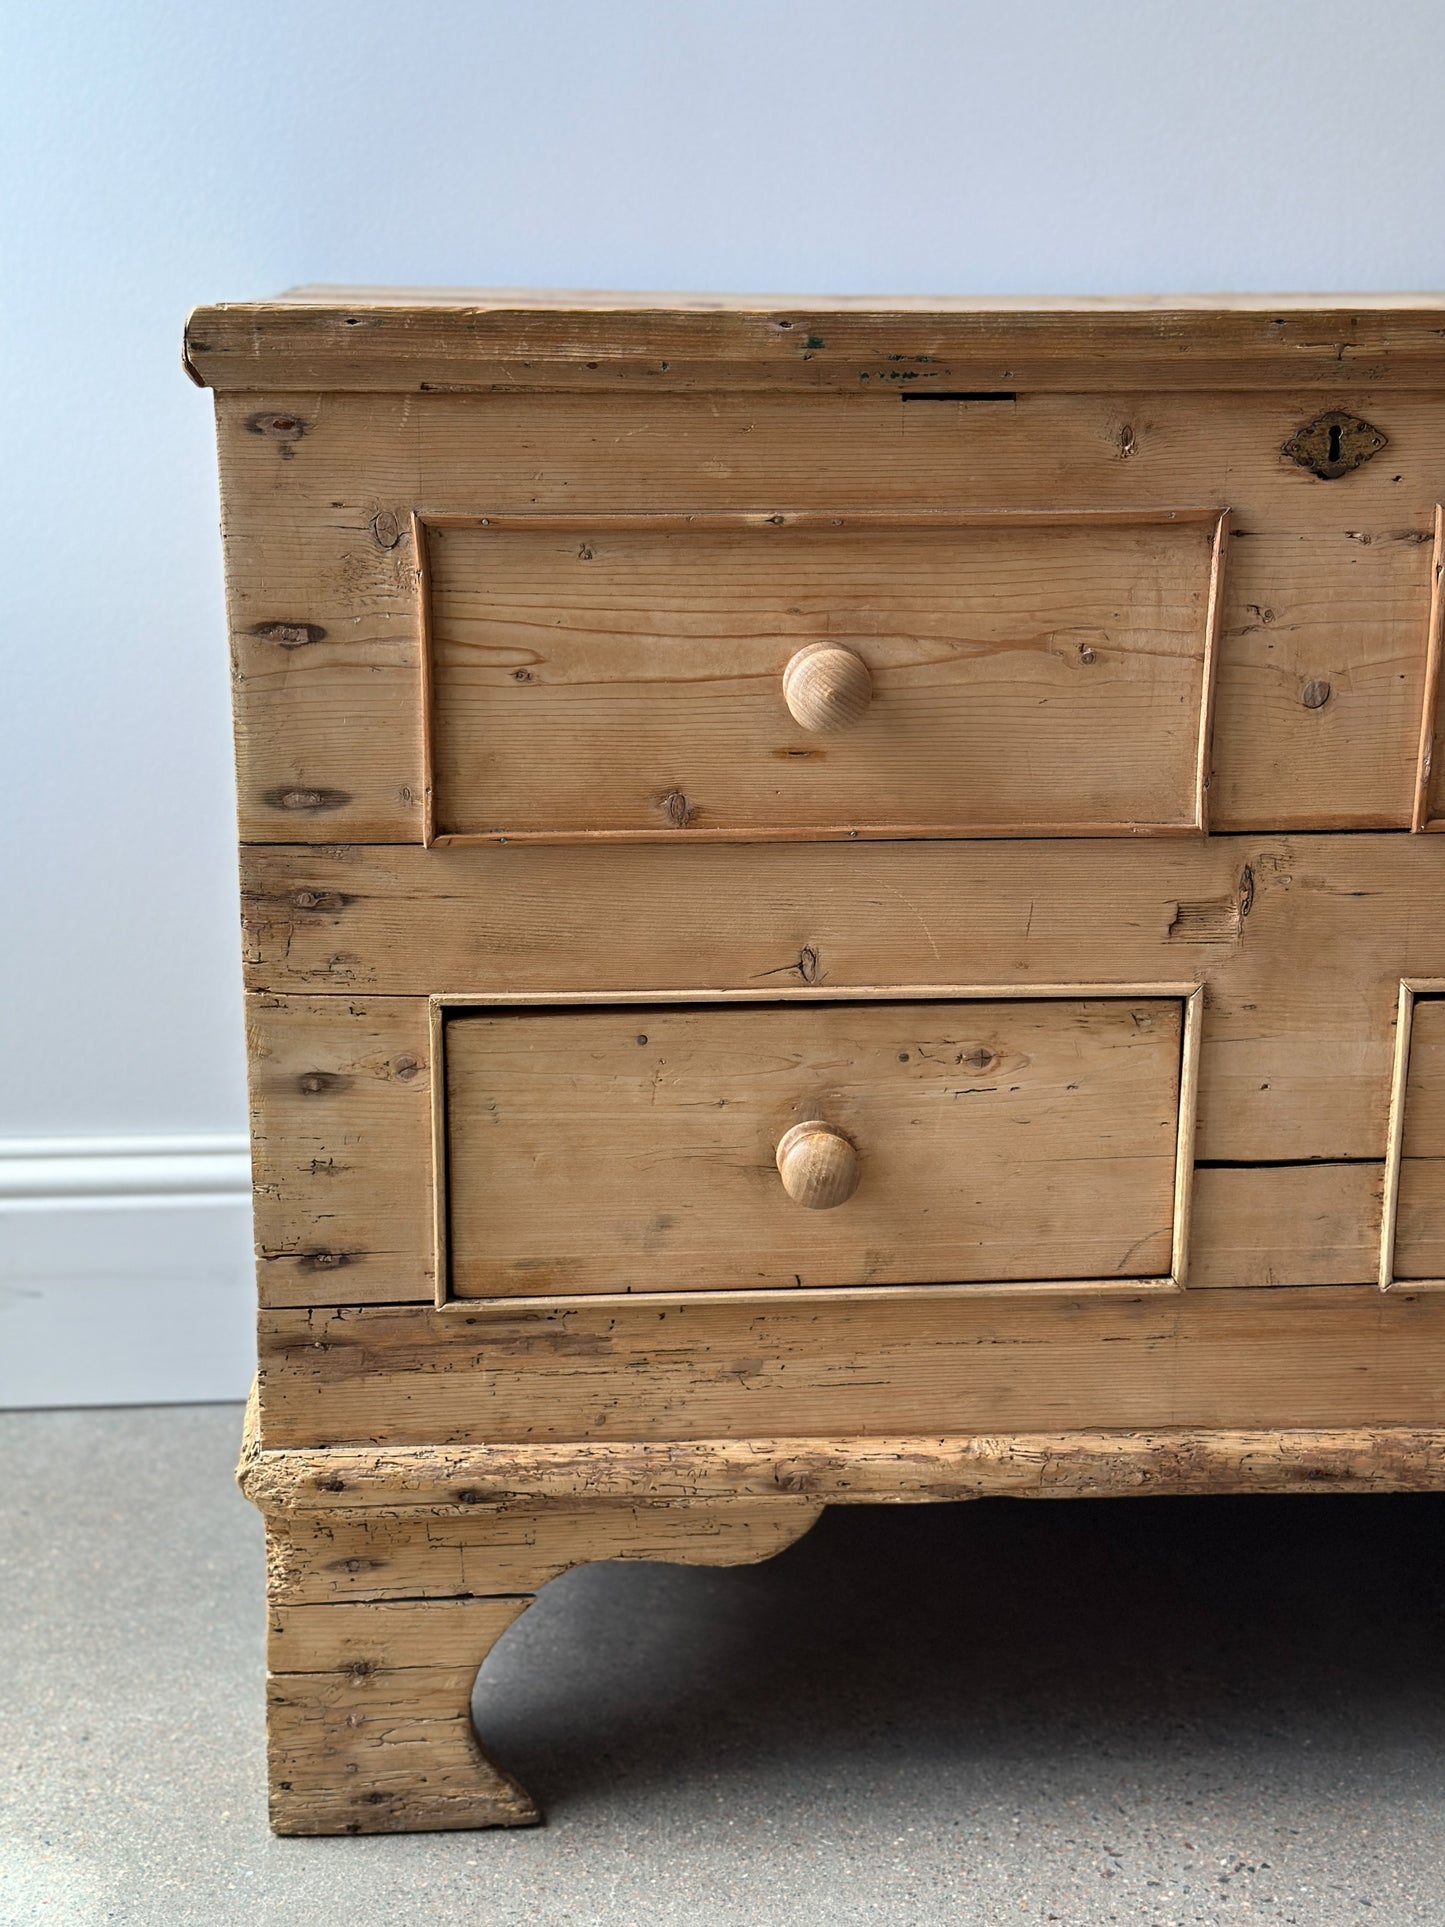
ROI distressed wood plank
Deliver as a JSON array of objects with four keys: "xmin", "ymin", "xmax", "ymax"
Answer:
[
  {"xmin": 187, "ymin": 295, "xmax": 1445, "ymax": 394},
  {"xmin": 263, "ymin": 1506, "xmax": 822, "ymax": 1606},
  {"xmin": 267, "ymin": 1657, "xmax": 536, "ymax": 1834},
  {"xmin": 245, "ymin": 1426, "xmax": 1445, "ymax": 1515},
  {"xmin": 255, "ymin": 1287, "xmax": 1445, "ymax": 1446}
]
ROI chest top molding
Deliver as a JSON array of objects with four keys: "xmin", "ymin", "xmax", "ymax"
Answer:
[{"xmin": 183, "ymin": 291, "xmax": 1445, "ymax": 395}]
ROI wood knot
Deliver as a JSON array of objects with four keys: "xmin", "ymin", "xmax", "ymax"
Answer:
[
  {"xmin": 370, "ymin": 510, "xmax": 402, "ymax": 550},
  {"xmin": 251, "ymin": 620, "xmax": 326, "ymax": 648},
  {"xmin": 391, "ymin": 1055, "xmax": 422, "ymax": 1082},
  {"xmin": 246, "ymin": 411, "xmax": 307, "ymax": 456},
  {"xmin": 297, "ymin": 1070, "xmax": 350, "ymax": 1096},
  {"xmin": 264, "ymin": 786, "xmax": 351, "ymax": 814},
  {"xmin": 660, "ymin": 789, "xmax": 692, "ymax": 828},
  {"xmin": 1301, "ymin": 678, "xmax": 1332, "ymax": 709}
]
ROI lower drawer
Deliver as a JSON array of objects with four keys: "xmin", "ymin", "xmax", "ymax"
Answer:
[{"xmin": 442, "ymin": 993, "xmax": 1191, "ymax": 1299}]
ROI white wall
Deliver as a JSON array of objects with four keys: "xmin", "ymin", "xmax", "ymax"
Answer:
[{"xmin": 4, "ymin": 0, "xmax": 1444, "ymax": 1403}]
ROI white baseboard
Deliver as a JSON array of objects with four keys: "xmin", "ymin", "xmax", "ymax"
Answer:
[{"xmin": 0, "ymin": 1135, "xmax": 256, "ymax": 1408}]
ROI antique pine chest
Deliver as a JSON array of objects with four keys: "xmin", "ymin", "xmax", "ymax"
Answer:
[{"xmin": 188, "ymin": 291, "xmax": 1445, "ymax": 1835}]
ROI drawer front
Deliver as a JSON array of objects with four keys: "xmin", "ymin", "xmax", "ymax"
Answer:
[
  {"xmin": 217, "ymin": 390, "xmax": 1444, "ymax": 848},
  {"xmin": 442, "ymin": 994, "xmax": 1189, "ymax": 1299},
  {"xmin": 423, "ymin": 511, "xmax": 1224, "ymax": 841}
]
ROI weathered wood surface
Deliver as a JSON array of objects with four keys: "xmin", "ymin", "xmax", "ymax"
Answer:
[
  {"xmin": 445, "ymin": 997, "xmax": 1183, "ymax": 1297},
  {"xmin": 255, "ymin": 1287, "xmax": 1445, "ymax": 1446},
  {"xmin": 263, "ymin": 1495, "xmax": 820, "ymax": 1826},
  {"xmin": 243, "ymin": 1424, "xmax": 1445, "ymax": 1517},
  {"xmin": 267, "ymin": 1594, "xmax": 538, "ymax": 1834},
  {"xmin": 424, "ymin": 513, "xmax": 1221, "ymax": 839},
  {"xmin": 254, "ymin": 1374, "xmax": 822, "ymax": 1837},
  {"xmin": 263, "ymin": 1493, "xmax": 818, "ymax": 1836},
  {"xmin": 248, "ymin": 994, "xmax": 435, "ymax": 1306},
  {"xmin": 1188, "ymin": 1162, "xmax": 1381, "ymax": 1290},
  {"xmin": 263, "ymin": 1504, "xmax": 823, "ymax": 1606},
  {"xmin": 187, "ymin": 294, "xmax": 1445, "ymax": 393},
  {"xmin": 213, "ymin": 390, "xmax": 1439, "ymax": 844}
]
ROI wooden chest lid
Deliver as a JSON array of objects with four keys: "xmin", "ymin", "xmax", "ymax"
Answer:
[{"xmin": 183, "ymin": 288, "xmax": 1445, "ymax": 394}]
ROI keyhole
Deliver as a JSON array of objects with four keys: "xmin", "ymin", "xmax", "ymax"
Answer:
[{"xmin": 1327, "ymin": 423, "xmax": 1343, "ymax": 465}]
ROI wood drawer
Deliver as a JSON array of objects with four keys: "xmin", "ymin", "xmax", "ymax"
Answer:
[
  {"xmin": 422, "ymin": 510, "xmax": 1224, "ymax": 841},
  {"xmin": 441, "ymin": 992, "xmax": 1195, "ymax": 1300},
  {"xmin": 209, "ymin": 384, "xmax": 1445, "ymax": 850}
]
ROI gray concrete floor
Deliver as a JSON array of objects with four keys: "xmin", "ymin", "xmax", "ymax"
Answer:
[{"xmin": 3, "ymin": 1410, "xmax": 1445, "ymax": 1927}]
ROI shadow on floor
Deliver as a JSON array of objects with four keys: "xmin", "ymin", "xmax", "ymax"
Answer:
[{"xmin": 475, "ymin": 1492, "xmax": 1445, "ymax": 1809}]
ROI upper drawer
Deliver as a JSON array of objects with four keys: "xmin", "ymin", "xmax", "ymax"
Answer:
[
  {"xmin": 442, "ymin": 992, "xmax": 1193, "ymax": 1300},
  {"xmin": 422, "ymin": 510, "xmax": 1225, "ymax": 842}
]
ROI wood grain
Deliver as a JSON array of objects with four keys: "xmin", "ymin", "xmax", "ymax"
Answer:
[
  {"xmin": 248, "ymin": 993, "xmax": 434, "ymax": 1307},
  {"xmin": 262, "ymin": 1504, "xmax": 823, "ymax": 1607},
  {"xmin": 1188, "ymin": 1162, "xmax": 1382, "ymax": 1289},
  {"xmin": 256, "ymin": 1286, "xmax": 1445, "ymax": 1446},
  {"xmin": 211, "ymin": 389, "xmax": 1439, "ymax": 844},
  {"xmin": 424, "ymin": 512, "xmax": 1221, "ymax": 839},
  {"xmin": 185, "ymin": 295, "xmax": 1445, "ymax": 394},
  {"xmin": 445, "ymin": 996, "xmax": 1183, "ymax": 1297},
  {"xmin": 267, "ymin": 1617, "xmax": 538, "ymax": 1834},
  {"xmin": 244, "ymin": 1425, "xmax": 1445, "ymax": 1515}
]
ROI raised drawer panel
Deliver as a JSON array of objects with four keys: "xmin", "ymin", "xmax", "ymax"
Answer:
[
  {"xmin": 443, "ymin": 996, "xmax": 1186, "ymax": 1298},
  {"xmin": 424, "ymin": 513, "xmax": 1221, "ymax": 840}
]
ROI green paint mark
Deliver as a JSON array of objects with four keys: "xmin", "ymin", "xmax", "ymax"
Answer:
[{"xmin": 803, "ymin": 334, "xmax": 826, "ymax": 350}]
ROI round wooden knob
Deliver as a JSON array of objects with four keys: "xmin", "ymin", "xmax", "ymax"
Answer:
[
  {"xmin": 782, "ymin": 643, "xmax": 872, "ymax": 733},
  {"xmin": 775, "ymin": 1120, "xmax": 861, "ymax": 1209}
]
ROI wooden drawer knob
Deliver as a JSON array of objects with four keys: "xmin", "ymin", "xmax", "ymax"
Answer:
[
  {"xmin": 782, "ymin": 643, "xmax": 872, "ymax": 733},
  {"xmin": 775, "ymin": 1120, "xmax": 861, "ymax": 1209}
]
